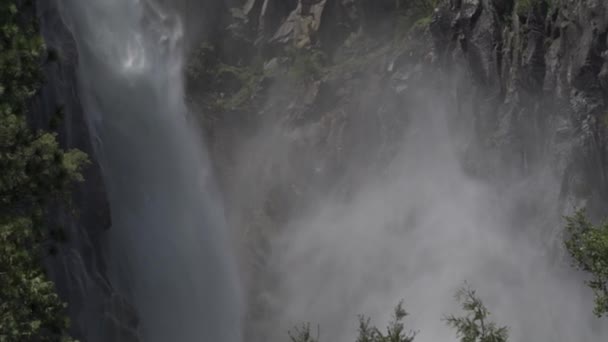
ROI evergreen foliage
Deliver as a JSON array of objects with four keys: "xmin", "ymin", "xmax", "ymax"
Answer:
[
  {"xmin": 289, "ymin": 324, "xmax": 319, "ymax": 342},
  {"xmin": 289, "ymin": 285, "xmax": 507, "ymax": 342},
  {"xmin": 355, "ymin": 301, "xmax": 416, "ymax": 342},
  {"xmin": 1, "ymin": 0, "xmax": 87, "ymax": 340},
  {"xmin": 564, "ymin": 209, "xmax": 608, "ymax": 317},
  {"xmin": 444, "ymin": 285, "xmax": 509, "ymax": 342}
]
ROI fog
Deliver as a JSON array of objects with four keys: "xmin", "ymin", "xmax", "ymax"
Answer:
[
  {"xmin": 54, "ymin": 1, "xmax": 242, "ymax": 341},
  {"xmin": 45, "ymin": 0, "xmax": 608, "ymax": 341},
  {"xmin": 233, "ymin": 79, "xmax": 608, "ymax": 342}
]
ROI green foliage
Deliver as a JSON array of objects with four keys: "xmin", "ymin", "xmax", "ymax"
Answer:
[
  {"xmin": 289, "ymin": 323, "xmax": 319, "ymax": 342},
  {"xmin": 185, "ymin": 42, "xmax": 217, "ymax": 83},
  {"xmin": 394, "ymin": 0, "xmax": 438, "ymax": 38},
  {"xmin": 287, "ymin": 47, "xmax": 326, "ymax": 83},
  {"xmin": 186, "ymin": 42, "xmax": 264, "ymax": 111},
  {"xmin": 288, "ymin": 302, "xmax": 416, "ymax": 342},
  {"xmin": 444, "ymin": 284, "xmax": 509, "ymax": 342},
  {"xmin": 411, "ymin": 16, "xmax": 432, "ymax": 32},
  {"xmin": 213, "ymin": 63, "xmax": 263, "ymax": 111},
  {"xmin": 329, "ymin": 36, "xmax": 391, "ymax": 79},
  {"xmin": 289, "ymin": 286, "xmax": 509, "ymax": 342},
  {"xmin": 395, "ymin": 0, "xmax": 438, "ymax": 15},
  {"xmin": 564, "ymin": 209, "xmax": 608, "ymax": 317},
  {"xmin": 0, "ymin": 1, "xmax": 44, "ymax": 113},
  {"xmin": 0, "ymin": 117, "xmax": 88, "ymax": 210},
  {"xmin": 515, "ymin": 0, "xmax": 551, "ymax": 16},
  {"xmin": 356, "ymin": 301, "xmax": 416, "ymax": 342},
  {"xmin": 516, "ymin": 0, "xmax": 533, "ymax": 15},
  {"xmin": 0, "ymin": 217, "xmax": 75, "ymax": 342},
  {"xmin": 0, "ymin": 0, "xmax": 87, "ymax": 340}
]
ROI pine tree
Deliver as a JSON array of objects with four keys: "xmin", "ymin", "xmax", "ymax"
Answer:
[
  {"xmin": 444, "ymin": 284, "xmax": 509, "ymax": 342},
  {"xmin": 1, "ymin": 1, "xmax": 87, "ymax": 340},
  {"xmin": 564, "ymin": 209, "xmax": 608, "ymax": 317}
]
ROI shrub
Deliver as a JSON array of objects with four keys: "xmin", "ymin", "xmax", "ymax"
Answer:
[
  {"xmin": 1, "ymin": 1, "xmax": 87, "ymax": 340},
  {"xmin": 564, "ymin": 209, "xmax": 608, "ymax": 317},
  {"xmin": 289, "ymin": 284, "xmax": 507, "ymax": 342},
  {"xmin": 445, "ymin": 284, "xmax": 509, "ymax": 342}
]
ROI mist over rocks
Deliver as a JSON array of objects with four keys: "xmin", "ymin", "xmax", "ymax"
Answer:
[
  {"xmin": 30, "ymin": 0, "xmax": 608, "ymax": 341},
  {"xmin": 190, "ymin": 0, "xmax": 608, "ymax": 341}
]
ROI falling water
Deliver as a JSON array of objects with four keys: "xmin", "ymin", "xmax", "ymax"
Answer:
[{"xmin": 55, "ymin": 0, "xmax": 242, "ymax": 341}]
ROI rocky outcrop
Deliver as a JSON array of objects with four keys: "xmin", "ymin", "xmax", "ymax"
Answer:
[
  {"xmin": 186, "ymin": 0, "xmax": 608, "ymax": 340},
  {"xmin": 26, "ymin": 0, "xmax": 608, "ymax": 340},
  {"xmin": 431, "ymin": 0, "xmax": 608, "ymax": 217},
  {"xmin": 206, "ymin": 0, "xmax": 608, "ymax": 217},
  {"xmin": 186, "ymin": 2, "xmax": 438, "ymax": 340},
  {"xmin": 34, "ymin": 2, "xmax": 140, "ymax": 341}
]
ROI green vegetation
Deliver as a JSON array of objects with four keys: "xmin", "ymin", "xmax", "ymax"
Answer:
[
  {"xmin": 187, "ymin": 43, "xmax": 327, "ymax": 112},
  {"xmin": 0, "ymin": 218, "xmax": 76, "ymax": 342},
  {"xmin": 396, "ymin": 0, "xmax": 438, "ymax": 16},
  {"xmin": 394, "ymin": 0, "xmax": 438, "ymax": 39},
  {"xmin": 564, "ymin": 209, "xmax": 608, "ymax": 317},
  {"xmin": 213, "ymin": 63, "xmax": 263, "ymax": 111},
  {"xmin": 185, "ymin": 42, "xmax": 217, "ymax": 83},
  {"xmin": 1, "ymin": 1, "xmax": 87, "ymax": 340},
  {"xmin": 186, "ymin": 42, "xmax": 264, "ymax": 112},
  {"xmin": 286, "ymin": 47, "xmax": 326, "ymax": 83},
  {"xmin": 516, "ymin": 0, "xmax": 534, "ymax": 15},
  {"xmin": 411, "ymin": 16, "xmax": 432, "ymax": 32},
  {"xmin": 285, "ymin": 194, "xmax": 608, "ymax": 342},
  {"xmin": 328, "ymin": 34, "xmax": 392, "ymax": 79},
  {"xmin": 290, "ymin": 284, "xmax": 507, "ymax": 342},
  {"xmin": 445, "ymin": 285, "xmax": 509, "ymax": 342},
  {"xmin": 516, "ymin": 0, "xmax": 552, "ymax": 16},
  {"xmin": 289, "ymin": 324, "xmax": 319, "ymax": 342},
  {"xmin": 354, "ymin": 302, "xmax": 416, "ymax": 342}
]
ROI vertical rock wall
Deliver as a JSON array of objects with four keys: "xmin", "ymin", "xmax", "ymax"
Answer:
[{"xmin": 34, "ymin": 2, "xmax": 140, "ymax": 341}]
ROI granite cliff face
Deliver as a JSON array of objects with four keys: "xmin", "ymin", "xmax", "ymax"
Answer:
[
  {"xmin": 35, "ymin": 2, "xmax": 140, "ymax": 341},
  {"xmin": 196, "ymin": 0, "xmax": 608, "ymax": 220},
  {"xmin": 185, "ymin": 0, "xmax": 608, "ymax": 339},
  {"xmin": 431, "ymin": 0, "xmax": 608, "ymax": 215},
  {"xmin": 32, "ymin": 0, "xmax": 608, "ymax": 341}
]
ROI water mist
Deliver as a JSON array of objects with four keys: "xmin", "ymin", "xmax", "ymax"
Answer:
[
  {"xmin": 241, "ymin": 84, "xmax": 608, "ymax": 342},
  {"xmin": 54, "ymin": 1, "xmax": 242, "ymax": 341},
  {"xmin": 44, "ymin": 1, "xmax": 608, "ymax": 342}
]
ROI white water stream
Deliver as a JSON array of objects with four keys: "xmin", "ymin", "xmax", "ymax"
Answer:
[{"xmin": 56, "ymin": 1, "xmax": 242, "ymax": 341}]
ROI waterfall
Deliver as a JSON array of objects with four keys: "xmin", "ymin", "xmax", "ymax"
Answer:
[{"xmin": 54, "ymin": 0, "xmax": 242, "ymax": 341}]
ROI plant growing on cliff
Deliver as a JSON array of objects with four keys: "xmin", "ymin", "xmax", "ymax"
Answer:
[
  {"xmin": 186, "ymin": 42, "xmax": 265, "ymax": 112},
  {"xmin": 213, "ymin": 63, "xmax": 264, "ymax": 110},
  {"xmin": 287, "ymin": 47, "xmax": 326, "ymax": 83},
  {"xmin": 289, "ymin": 285, "xmax": 507, "ymax": 342},
  {"xmin": 289, "ymin": 323, "xmax": 319, "ymax": 342},
  {"xmin": 395, "ymin": 0, "xmax": 438, "ymax": 14},
  {"xmin": 355, "ymin": 301, "xmax": 417, "ymax": 342},
  {"xmin": 394, "ymin": 0, "xmax": 438, "ymax": 38},
  {"xmin": 0, "ymin": 218, "xmax": 76, "ymax": 342},
  {"xmin": 1, "ymin": 0, "xmax": 87, "ymax": 340},
  {"xmin": 564, "ymin": 209, "xmax": 608, "ymax": 317},
  {"xmin": 445, "ymin": 284, "xmax": 509, "ymax": 342},
  {"xmin": 516, "ymin": 0, "xmax": 552, "ymax": 17},
  {"xmin": 288, "ymin": 302, "xmax": 416, "ymax": 342}
]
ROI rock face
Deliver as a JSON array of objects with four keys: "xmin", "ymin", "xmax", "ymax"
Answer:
[
  {"xmin": 34, "ymin": 2, "xmax": 140, "ymax": 341},
  {"xmin": 430, "ymin": 0, "xmax": 608, "ymax": 216},
  {"xmin": 27, "ymin": 0, "xmax": 608, "ymax": 340},
  {"xmin": 185, "ymin": 2, "xmax": 447, "ymax": 340},
  {"xmin": 184, "ymin": 0, "xmax": 608, "ymax": 340}
]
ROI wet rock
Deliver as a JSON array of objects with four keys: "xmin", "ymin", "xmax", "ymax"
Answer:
[
  {"xmin": 432, "ymin": 0, "xmax": 608, "ymax": 210},
  {"xmin": 36, "ymin": 2, "xmax": 141, "ymax": 341},
  {"xmin": 269, "ymin": 0, "xmax": 328, "ymax": 48}
]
